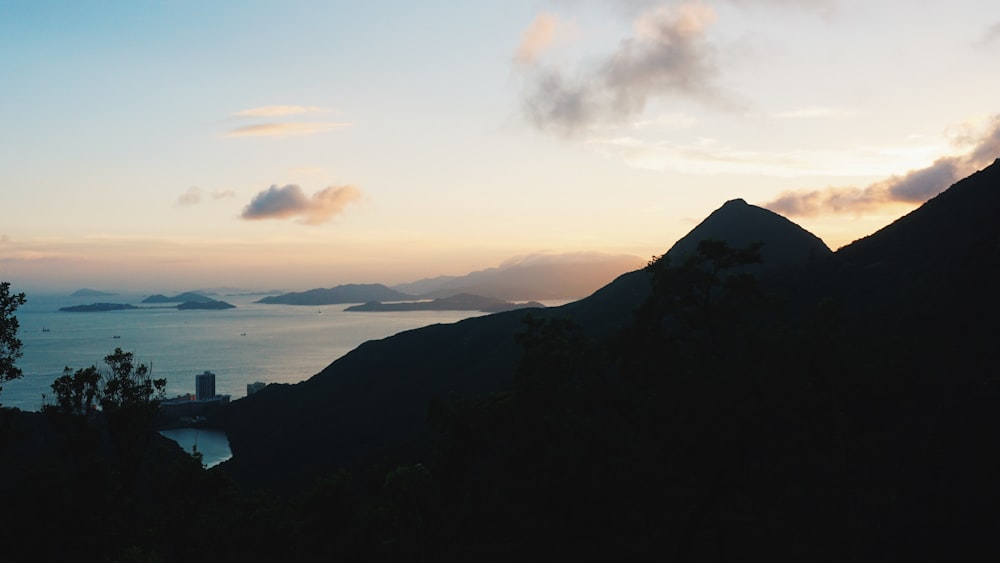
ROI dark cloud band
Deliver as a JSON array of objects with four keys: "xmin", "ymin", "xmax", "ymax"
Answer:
[
  {"xmin": 241, "ymin": 184, "xmax": 362, "ymax": 225},
  {"xmin": 764, "ymin": 117, "xmax": 1000, "ymax": 216}
]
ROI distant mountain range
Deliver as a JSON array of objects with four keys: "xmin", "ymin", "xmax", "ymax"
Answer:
[
  {"xmin": 215, "ymin": 158, "xmax": 1000, "ymax": 496},
  {"xmin": 255, "ymin": 254, "xmax": 645, "ymax": 307},
  {"xmin": 344, "ymin": 293, "xmax": 545, "ymax": 313},
  {"xmin": 391, "ymin": 252, "xmax": 645, "ymax": 301},
  {"xmin": 255, "ymin": 284, "xmax": 413, "ymax": 305}
]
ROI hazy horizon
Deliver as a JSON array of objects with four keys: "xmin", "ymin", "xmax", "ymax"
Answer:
[{"xmin": 2, "ymin": 1, "xmax": 998, "ymax": 293}]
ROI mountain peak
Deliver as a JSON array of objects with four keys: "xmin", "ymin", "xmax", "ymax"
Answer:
[
  {"xmin": 667, "ymin": 198, "xmax": 831, "ymax": 271},
  {"xmin": 721, "ymin": 198, "xmax": 749, "ymax": 207}
]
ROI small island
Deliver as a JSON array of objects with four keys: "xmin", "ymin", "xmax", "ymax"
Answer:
[
  {"xmin": 257, "ymin": 284, "xmax": 414, "ymax": 305},
  {"xmin": 142, "ymin": 291, "xmax": 215, "ymax": 304},
  {"xmin": 59, "ymin": 302, "xmax": 138, "ymax": 312},
  {"xmin": 177, "ymin": 300, "xmax": 235, "ymax": 310},
  {"xmin": 344, "ymin": 293, "xmax": 545, "ymax": 313},
  {"xmin": 61, "ymin": 299, "xmax": 235, "ymax": 312}
]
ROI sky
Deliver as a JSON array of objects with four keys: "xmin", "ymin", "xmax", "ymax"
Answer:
[{"xmin": 1, "ymin": 0, "xmax": 998, "ymax": 293}]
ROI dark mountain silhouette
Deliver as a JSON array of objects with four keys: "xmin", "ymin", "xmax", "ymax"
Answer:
[
  {"xmin": 830, "ymin": 158, "xmax": 1000, "ymax": 329},
  {"xmin": 560, "ymin": 197, "xmax": 834, "ymax": 334},
  {"xmin": 214, "ymin": 185, "xmax": 853, "ymax": 489},
  {"xmin": 668, "ymin": 198, "xmax": 831, "ymax": 268},
  {"xmin": 392, "ymin": 253, "xmax": 645, "ymax": 301},
  {"xmin": 215, "ymin": 309, "xmax": 533, "ymax": 488},
  {"xmin": 217, "ymin": 157, "xmax": 1000, "ymax": 499},
  {"xmin": 13, "ymin": 158, "xmax": 995, "ymax": 560},
  {"xmin": 344, "ymin": 293, "xmax": 544, "ymax": 313},
  {"xmin": 256, "ymin": 284, "xmax": 413, "ymax": 305}
]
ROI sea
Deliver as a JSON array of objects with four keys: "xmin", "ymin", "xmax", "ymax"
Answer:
[{"xmin": 3, "ymin": 292, "xmax": 491, "ymax": 467}]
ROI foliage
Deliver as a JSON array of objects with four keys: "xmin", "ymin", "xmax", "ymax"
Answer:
[
  {"xmin": 49, "ymin": 366, "xmax": 101, "ymax": 417},
  {"xmin": 47, "ymin": 348, "xmax": 165, "ymax": 420},
  {"xmin": 98, "ymin": 347, "xmax": 167, "ymax": 412},
  {"xmin": 0, "ymin": 281, "xmax": 27, "ymax": 397}
]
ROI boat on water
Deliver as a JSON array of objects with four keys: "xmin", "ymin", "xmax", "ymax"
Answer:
[{"xmin": 41, "ymin": 327, "xmax": 50, "ymax": 332}]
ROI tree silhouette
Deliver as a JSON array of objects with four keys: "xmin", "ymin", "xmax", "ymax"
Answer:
[
  {"xmin": 0, "ymin": 281, "xmax": 26, "ymax": 399},
  {"xmin": 49, "ymin": 366, "xmax": 101, "ymax": 417},
  {"xmin": 98, "ymin": 347, "xmax": 166, "ymax": 413}
]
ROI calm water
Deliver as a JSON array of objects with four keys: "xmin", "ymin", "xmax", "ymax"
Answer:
[
  {"xmin": 3, "ymin": 292, "xmax": 486, "ymax": 411},
  {"xmin": 158, "ymin": 428, "xmax": 233, "ymax": 468}
]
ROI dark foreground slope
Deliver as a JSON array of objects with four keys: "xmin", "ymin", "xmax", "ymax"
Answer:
[
  {"xmin": 215, "ymin": 197, "xmax": 836, "ymax": 490},
  {"xmin": 831, "ymin": 158, "xmax": 1000, "ymax": 341},
  {"xmin": 216, "ymin": 309, "xmax": 534, "ymax": 488}
]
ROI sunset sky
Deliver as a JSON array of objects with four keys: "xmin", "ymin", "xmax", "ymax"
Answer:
[{"xmin": 2, "ymin": 0, "xmax": 998, "ymax": 292}]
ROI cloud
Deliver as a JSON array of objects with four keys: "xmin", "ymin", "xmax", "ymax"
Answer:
[
  {"xmin": 177, "ymin": 187, "xmax": 238, "ymax": 206},
  {"xmin": 241, "ymin": 184, "xmax": 362, "ymax": 225},
  {"xmin": 224, "ymin": 122, "xmax": 349, "ymax": 138},
  {"xmin": 514, "ymin": 13, "xmax": 578, "ymax": 66},
  {"xmin": 976, "ymin": 21, "xmax": 1000, "ymax": 47},
  {"xmin": 0, "ymin": 234, "xmax": 9, "ymax": 245},
  {"xmin": 223, "ymin": 105, "xmax": 348, "ymax": 138},
  {"xmin": 233, "ymin": 105, "xmax": 328, "ymax": 118},
  {"xmin": 177, "ymin": 187, "xmax": 203, "ymax": 206},
  {"xmin": 611, "ymin": 0, "xmax": 839, "ymax": 11},
  {"xmin": 763, "ymin": 116, "xmax": 1000, "ymax": 216},
  {"xmin": 519, "ymin": 3, "xmax": 723, "ymax": 136},
  {"xmin": 725, "ymin": 0, "xmax": 839, "ymax": 10}
]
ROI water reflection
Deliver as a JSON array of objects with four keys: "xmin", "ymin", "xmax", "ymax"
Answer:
[{"xmin": 159, "ymin": 428, "xmax": 232, "ymax": 468}]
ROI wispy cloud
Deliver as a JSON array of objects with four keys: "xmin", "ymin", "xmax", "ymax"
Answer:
[
  {"xmin": 224, "ymin": 122, "xmax": 349, "ymax": 138},
  {"xmin": 763, "ymin": 116, "xmax": 1000, "ymax": 216},
  {"xmin": 772, "ymin": 106, "xmax": 857, "ymax": 119},
  {"xmin": 519, "ymin": 3, "xmax": 727, "ymax": 136},
  {"xmin": 627, "ymin": 113, "xmax": 698, "ymax": 129},
  {"xmin": 176, "ymin": 187, "xmax": 238, "ymax": 206},
  {"xmin": 587, "ymin": 135, "xmax": 948, "ymax": 177},
  {"xmin": 233, "ymin": 105, "xmax": 328, "ymax": 118},
  {"xmin": 241, "ymin": 184, "xmax": 362, "ymax": 225},
  {"xmin": 223, "ymin": 105, "xmax": 348, "ymax": 138}
]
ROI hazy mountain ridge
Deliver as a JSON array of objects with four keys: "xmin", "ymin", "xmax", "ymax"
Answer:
[
  {"xmin": 391, "ymin": 253, "xmax": 646, "ymax": 301},
  {"xmin": 344, "ymin": 293, "xmax": 545, "ymax": 313},
  {"xmin": 256, "ymin": 284, "xmax": 413, "ymax": 305}
]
